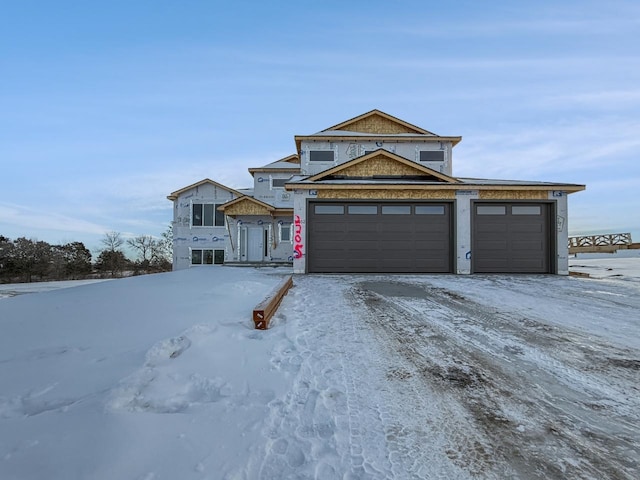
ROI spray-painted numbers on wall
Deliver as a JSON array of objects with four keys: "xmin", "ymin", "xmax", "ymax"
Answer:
[{"xmin": 294, "ymin": 215, "xmax": 304, "ymax": 258}]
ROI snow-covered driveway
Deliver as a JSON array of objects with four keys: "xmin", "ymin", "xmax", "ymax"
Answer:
[{"xmin": 259, "ymin": 274, "xmax": 640, "ymax": 479}]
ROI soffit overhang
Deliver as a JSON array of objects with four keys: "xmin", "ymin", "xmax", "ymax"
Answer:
[{"xmin": 286, "ymin": 181, "xmax": 586, "ymax": 193}]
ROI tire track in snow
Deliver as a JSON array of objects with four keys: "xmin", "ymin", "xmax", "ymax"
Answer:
[
  {"xmin": 354, "ymin": 278, "xmax": 639, "ymax": 480},
  {"xmin": 346, "ymin": 284, "xmax": 507, "ymax": 480}
]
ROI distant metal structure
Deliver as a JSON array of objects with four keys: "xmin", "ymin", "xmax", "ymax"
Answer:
[{"xmin": 568, "ymin": 233, "xmax": 640, "ymax": 254}]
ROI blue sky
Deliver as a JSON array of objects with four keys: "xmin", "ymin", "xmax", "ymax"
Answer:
[{"xmin": 1, "ymin": 0, "xmax": 639, "ymax": 255}]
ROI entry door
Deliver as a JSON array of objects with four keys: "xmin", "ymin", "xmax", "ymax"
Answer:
[{"xmin": 247, "ymin": 227, "xmax": 264, "ymax": 261}]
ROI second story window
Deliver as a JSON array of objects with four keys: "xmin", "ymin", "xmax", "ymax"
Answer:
[
  {"xmin": 309, "ymin": 150, "xmax": 334, "ymax": 162},
  {"xmin": 271, "ymin": 177, "xmax": 289, "ymax": 189},
  {"xmin": 192, "ymin": 203, "xmax": 225, "ymax": 227},
  {"xmin": 419, "ymin": 150, "xmax": 445, "ymax": 162}
]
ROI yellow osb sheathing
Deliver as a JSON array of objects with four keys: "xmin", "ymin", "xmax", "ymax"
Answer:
[
  {"xmin": 338, "ymin": 115, "xmax": 419, "ymax": 134},
  {"xmin": 479, "ymin": 190, "xmax": 548, "ymax": 199},
  {"xmin": 318, "ymin": 190, "xmax": 455, "ymax": 199},
  {"xmin": 339, "ymin": 156, "xmax": 427, "ymax": 177},
  {"xmin": 224, "ymin": 201, "xmax": 271, "ymax": 216}
]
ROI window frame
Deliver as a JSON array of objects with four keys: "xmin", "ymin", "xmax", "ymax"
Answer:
[
  {"xmin": 314, "ymin": 205, "xmax": 345, "ymax": 214},
  {"xmin": 415, "ymin": 205, "xmax": 446, "ymax": 215},
  {"xmin": 309, "ymin": 150, "xmax": 335, "ymax": 162},
  {"xmin": 477, "ymin": 205, "xmax": 507, "ymax": 215},
  {"xmin": 279, "ymin": 223, "xmax": 292, "ymax": 243},
  {"xmin": 419, "ymin": 150, "xmax": 445, "ymax": 162},
  {"xmin": 511, "ymin": 205, "xmax": 542, "ymax": 215},
  {"xmin": 348, "ymin": 205, "xmax": 378, "ymax": 215},
  {"xmin": 381, "ymin": 205, "xmax": 411, "ymax": 215},
  {"xmin": 191, "ymin": 248, "xmax": 224, "ymax": 265},
  {"xmin": 192, "ymin": 202, "xmax": 225, "ymax": 227},
  {"xmin": 271, "ymin": 177, "xmax": 289, "ymax": 189}
]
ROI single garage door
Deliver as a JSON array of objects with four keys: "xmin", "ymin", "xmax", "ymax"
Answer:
[
  {"xmin": 473, "ymin": 202, "xmax": 552, "ymax": 273},
  {"xmin": 307, "ymin": 202, "xmax": 452, "ymax": 273}
]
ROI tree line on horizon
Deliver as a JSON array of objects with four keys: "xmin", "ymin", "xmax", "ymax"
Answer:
[{"xmin": 0, "ymin": 228, "xmax": 173, "ymax": 284}]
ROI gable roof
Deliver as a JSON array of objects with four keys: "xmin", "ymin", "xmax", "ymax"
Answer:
[
  {"xmin": 294, "ymin": 110, "xmax": 461, "ymax": 153},
  {"xmin": 248, "ymin": 154, "xmax": 301, "ymax": 174},
  {"xmin": 305, "ymin": 150, "xmax": 460, "ymax": 184},
  {"xmin": 218, "ymin": 195, "xmax": 275, "ymax": 213},
  {"xmin": 321, "ymin": 109, "xmax": 435, "ymax": 135},
  {"xmin": 166, "ymin": 178, "xmax": 244, "ymax": 201},
  {"xmin": 218, "ymin": 195, "xmax": 295, "ymax": 217}
]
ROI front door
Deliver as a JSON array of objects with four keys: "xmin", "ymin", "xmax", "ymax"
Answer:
[{"xmin": 247, "ymin": 227, "xmax": 264, "ymax": 262}]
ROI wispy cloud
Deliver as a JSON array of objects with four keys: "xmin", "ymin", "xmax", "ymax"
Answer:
[
  {"xmin": 0, "ymin": 202, "xmax": 109, "ymax": 239},
  {"xmin": 454, "ymin": 118, "xmax": 640, "ymax": 181}
]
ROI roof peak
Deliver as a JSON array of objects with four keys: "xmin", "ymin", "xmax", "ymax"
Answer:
[{"xmin": 320, "ymin": 109, "xmax": 436, "ymax": 136}]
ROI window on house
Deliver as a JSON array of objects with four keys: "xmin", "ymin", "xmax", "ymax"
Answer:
[
  {"xmin": 419, "ymin": 151, "xmax": 445, "ymax": 162},
  {"xmin": 191, "ymin": 249, "xmax": 224, "ymax": 265},
  {"xmin": 512, "ymin": 205, "xmax": 542, "ymax": 215},
  {"xmin": 279, "ymin": 223, "xmax": 292, "ymax": 243},
  {"xmin": 271, "ymin": 178, "xmax": 289, "ymax": 189},
  {"xmin": 348, "ymin": 205, "xmax": 378, "ymax": 215},
  {"xmin": 415, "ymin": 205, "xmax": 445, "ymax": 215},
  {"xmin": 382, "ymin": 205, "xmax": 411, "ymax": 215},
  {"xmin": 477, "ymin": 206, "xmax": 506, "ymax": 215},
  {"xmin": 314, "ymin": 205, "xmax": 344, "ymax": 214},
  {"xmin": 192, "ymin": 203, "xmax": 225, "ymax": 227},
  {"xmin": 309, "ymin": 151, "xmax": 335, "ymax": 162}
]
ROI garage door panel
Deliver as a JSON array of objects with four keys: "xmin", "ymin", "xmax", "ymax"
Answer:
[
  {"xmin": 415, "ymin": 240, "xmax": 450, "ymax": 250},
  {"xmin": 379, "ymin": 224, "xmax": 413, "ymax": 234},
  {"xmin": 511, "ymin": 240, "xmax": 545, "ymax": 251},
  {"xmin": 476, "ymin": 224, "xmax": 508, "ymax": 233},
  {"xmin": 510, "ymin": 224, "xmax": 544, "ymax": 233},
  {"xmin": 511, "ymin": 257, "xmax": 545, "ymax": 268},
  {"xmin": 476, "ymin": 240, "xmax": 509, "ymax": 250},
  {"xmin": 473, "ymin": 203, "xmax": 551, "ymax": 273},
  {"xmin": 475, "ymin": 258, "xmax": 509, "ymax": 270},
  {"xmin": 308, "ymin": 202, "xmax": 452, "ymax": 273},
  {"xmin": 346, "ymin": 224, "xmax": 378, "ymax": 233},
  {"xmin": 312, "ymin": 224, "xmax": 347, "ymax": 234},
  {"xmin": 414, "ymin": 226, "xmax": 450, "ymax": 235}
]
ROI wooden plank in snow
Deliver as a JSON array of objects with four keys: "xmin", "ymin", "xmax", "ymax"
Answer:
[{"xmin": 253, "ymin": 275, "xmax": 293, "ymax": 330}]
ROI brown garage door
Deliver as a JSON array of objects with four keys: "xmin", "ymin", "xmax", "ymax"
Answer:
[
  {"xmin": 307, "ymin": 202, "xmax": 452, "ymax": 273},
  {"xmin": 473, "ymin": 202, "xmax": 552, "ymax": 273}
]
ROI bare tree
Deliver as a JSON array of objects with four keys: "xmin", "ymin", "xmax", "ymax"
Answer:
[
  {"xmin": 101, "ymin": 231, "xmax": 124, "ymax": 252},
  {"xmin": 127, "ymin": 235, "xmax": 156, "ymax": 264}
]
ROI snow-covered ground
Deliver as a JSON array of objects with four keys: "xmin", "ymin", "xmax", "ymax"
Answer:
[
  {"xmin": 1, "ymin": 260, "xmax": 638, "ymax": 479},
  {"xmin": 569, "ymin": 248, "xmax": 640, "ymax": 282},
  {"xmin": 0, "ymin": 279, "xmax": 112, "ymax": 299}
]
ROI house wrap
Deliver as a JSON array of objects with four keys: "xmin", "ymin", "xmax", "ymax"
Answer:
[{"xmin": 168, "ymin": 110, "xmax": 585, "ymax": 274}]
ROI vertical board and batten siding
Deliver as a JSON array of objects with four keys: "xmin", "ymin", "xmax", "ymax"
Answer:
[
  {"xmin": 307, "ymin": 201, "xmax": 453, "ymax": 273},
  {"xmin": 472, "ymin": 202, "xmax": 553, "ymax": 273}
]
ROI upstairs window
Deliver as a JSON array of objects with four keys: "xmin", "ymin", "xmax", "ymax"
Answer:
[
  {"xmin": 419, "ymin": 150, "xmax": 445, "ymax": 162},
  {"xmin": 271, "ymin": 177, "xmax": 289, "ymax": 189},
  {"xmin": 309, "ymin": 150, "xmax": 334, "ymax": 162},
  {"xmin": 192, "ymin": 203, "xmax": 225, "ymax": 227}
]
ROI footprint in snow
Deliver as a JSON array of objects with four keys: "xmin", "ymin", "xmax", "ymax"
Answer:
[{"xmin": 145, "ymin": 336, "xmax": 192, "ymax": 366}]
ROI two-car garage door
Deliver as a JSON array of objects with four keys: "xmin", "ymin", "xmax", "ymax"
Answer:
[
  {"xmin": 306, "ymin": 200, "xmax": 553, "ymax": 274},
  {"xmin": 308, "ymin": 201, "xmax": 452, "ymax": 273}
]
